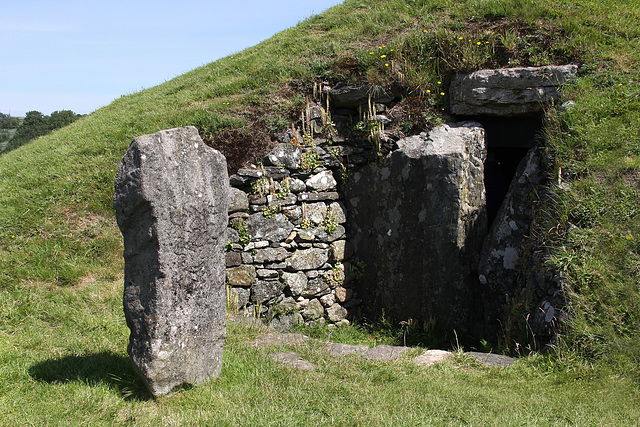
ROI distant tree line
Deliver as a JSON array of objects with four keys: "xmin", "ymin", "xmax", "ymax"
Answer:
[
  {"xmin": 0, "ymin": 112, "xmax": 20, "ymax": 130},
  {"xmin": 1, "ymin": 110, "xmax": 82, "ymax": 154}
]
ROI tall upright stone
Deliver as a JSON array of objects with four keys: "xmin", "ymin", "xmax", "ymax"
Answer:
[
  {"xmin": 113, "ymin": 126, "xmax": 229, "ymax": 396},
  {"xmin": 343, "ymin": 122, "xmax": 487, "ymax": 334}
]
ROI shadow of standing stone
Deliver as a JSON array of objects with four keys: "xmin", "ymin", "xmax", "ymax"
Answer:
[{"xmin": 113, "ymin": 126, "xmax": 229, "ymax": 396}]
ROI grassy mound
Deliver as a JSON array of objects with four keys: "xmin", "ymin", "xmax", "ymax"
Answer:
[{"xmin": 0, "ymin": 0, "xmax": 639, "ymax": 421}]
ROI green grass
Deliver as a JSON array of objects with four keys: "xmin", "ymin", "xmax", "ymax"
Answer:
[
  {"xmin": 0, "ymin": 0, "xmax": 639, "ymax": 422},
  {"xmin": 0, "ymin": 278, "xmax": 638, "ymax": 425}
]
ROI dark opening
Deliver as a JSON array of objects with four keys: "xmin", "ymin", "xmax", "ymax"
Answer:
[{"xmin": 461, "ymin": 116, "xmax": 544, "ymax": 226}]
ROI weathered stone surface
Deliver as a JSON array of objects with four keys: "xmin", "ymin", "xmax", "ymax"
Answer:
[
  {"xmin": 282, "ymin": 205, "xmax": 302, "ymax": 221},
  {"xmin": 334, "ymin": 286, "xmax": 353, "ymax": 303},
  {"xmin": 300, "ymin": 278, "xmax": 331, "ymax": 298},
  {"xmin": 113, "ymin": 126, "xmax": 227, "ymax": 396},
  {"xmin": 413, "ymin": 350, "xmax": 452, "ymax": 367},
  {"xmin": 246, "ymin": 333, "xmax": 309, "ymax": 347},
  {"xmin": 297, "ymin": 192, "xmax": 340, "ymax": 202},
  {"xmin": 344, "ymin": 122, "xmax": 487, "ymax": 333},
  {"xmin": 302, "ymin": 298, "xmax": 325, "ymax": 320},
  {"xmin": 328, "ymin": 83, "xmax": 395, "ymax": 108},
  {"xmin": 325, "ymin": 343, "xmax": 370, "ymax": 356},
  {"xmin": 226, "ymin": 265, "xmax": 256, "ymax": 288},
  {"xmin": 478, "ymin": 146, "xmax": 549, "ymax": 338},
  {"xmin": 316, "ymin": 225, "xmax": 346, "ymax": 243},
  {"xmin": 225, "ymin": 251, "xmax": 242, "ymax": 267},
  {"xmin": 269, "ymin": 352, "xmax": 316, "ymax": 371},
  {"xmin": 319, "ymin": 293, "xmax": 336, "ymax": 307},
  {"xmin": 289, "ymin": 178, "xmax": 306, "ymax": 193},
  {"xmin": 282, "ymin": 271, "xmax": 307, "ymax": 296},
  {"xmin": 253, "ymin": 247, "xmax": 290, "ymax": 264},
  {"xmin": 306, "ymin": 170, "xmax": 337, "ymax": 192},
  {"xmin": 247, "ymin": 213, "xmax": 294, "ymax": 243},
  {"xmin": 362, "ymin": 345, "xmax": 409, "ymax": 361},
  {"xmin": 306, "ymin": 202, "xmax": 327, "ymax": 225},
  {"xmin": 267, "ymin": 193, "xmax": 297, "ymax": 207},
  {"xmin": 449, "ymin": 65, "xmax": 578, "ymax": 116},
  {"xmin": 467, "ymin": 351, "xmax": 515, "ymax": 367},
  {"xmin": 286, "ymin": 247, "xmax": 329, "ymax": 270},
  {"xmin": 326, "ymin": 303, "xmax": 348, "ymax": 322},
  {"xmin": 269, "ymin": 313, "xmax": 304, "ymax": 332},
  {"xmin": 265, "ymin": 143, "xmax": 302, "ymax": 169},
  {"xmin": 229, "ymin": 187, "xmax": 249, "ymax": 213},
  {"xmin": 229, "ymin": 287, "xmax": 250, "ymax": 309},
  {"xmin": 330, "ymin": 240, "xmax": 347, "ymax": 262},
  {"xmin": 328, "ymin": 202, "xmax": 347, "ymax": 223},
  {"xmin": 252, "ymin": 280, "xmax": 285, "ymax": 304},
  {"xmin": 257, "ymin": 269, "xmax": 279, "ymax": 279}
]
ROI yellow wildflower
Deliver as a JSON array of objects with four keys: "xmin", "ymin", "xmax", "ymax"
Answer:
[
  {"xmin": 440, "ymin": 92, "xmax": 445, "ymax": 96},
  {"xmin": 385, "ymin": 63, "xmax": 389, "ymax": 67},
  {"xmin": 381, "ymin": 54, "xmax": 387, "ymax": 58}
]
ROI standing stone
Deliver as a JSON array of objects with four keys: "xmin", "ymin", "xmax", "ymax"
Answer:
[
  {"xmin": 344, "ymin": 122, "xmax": 487, "ymax": 334},
  {"xmin": 113, "ymin": 126, "xmax": 228, "ymax": 396}
]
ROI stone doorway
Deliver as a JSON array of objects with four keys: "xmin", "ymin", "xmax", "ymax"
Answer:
[{"xmin": 460, "ymin": 115, "xmax": 544, "ymax": 226}]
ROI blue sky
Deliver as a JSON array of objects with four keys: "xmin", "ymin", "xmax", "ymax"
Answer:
[{"xmin": 1, "ymin": 1, "xmax": 343, "ymax": 117}]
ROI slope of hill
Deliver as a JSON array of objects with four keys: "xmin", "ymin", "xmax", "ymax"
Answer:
[{"xmin": 0, "ymin": 0, "xmax": 639, "ymax": 421}]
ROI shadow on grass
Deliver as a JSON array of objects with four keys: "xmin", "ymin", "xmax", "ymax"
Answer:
[{"xmin": 28, "ymin": 351, "xmax": 152, "ymax": 401}]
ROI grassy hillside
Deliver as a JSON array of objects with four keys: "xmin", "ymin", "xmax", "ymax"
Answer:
[{"xmin": 0, "ymin": 0, "xmax": 639, "ymax": 423}]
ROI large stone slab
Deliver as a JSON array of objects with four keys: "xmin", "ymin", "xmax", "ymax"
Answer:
[
  {"xmin": 478, "ymin": 146, "xmax": 550, "ymax": 339},
  {"xmin": 344, "ymin": 122, "xmax": 487, "ymax": 334},
  {"xmin": 113, "ymin": 126, "xmax": 228, "ymax": 396},
  {"xmin": 362, "ymin": 345, "xmax": 409, "ymax": 361},
  {"xmin": 413, "ymin": 349, "xmax": 452, "ymax": 367},
  {"xmin": 449, "ymin": 65, "xmax": 577, "ymax": 116},
  {"xmin": 269, "ymin": 352, "xmax": 316, "ymax": 371},
  {"xmin": 467, "ymin": 351, "xmax": 515, "ymax": 367}
]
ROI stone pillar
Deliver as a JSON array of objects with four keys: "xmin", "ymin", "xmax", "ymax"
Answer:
[
  {"xmin": 113, "ymin": 126, "xmax": 228, "ymax": 396},
  {"xmin": 343, "ymin": 122, "xmax": 487, "ymax": 334}
]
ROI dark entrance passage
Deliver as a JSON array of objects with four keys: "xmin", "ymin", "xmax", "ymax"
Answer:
[{"xmin": 462, "ymin": 116, "xmax": 544, "ymax": 227}]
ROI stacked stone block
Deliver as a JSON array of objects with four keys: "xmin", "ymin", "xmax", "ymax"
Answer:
[{"xmin": 225, "ymin": 141, "xmax": 357, "ymax": 329}]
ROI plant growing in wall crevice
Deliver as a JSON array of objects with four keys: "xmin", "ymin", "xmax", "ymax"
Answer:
[{"xmin": 230, "ymin": 218, "xmax": 251, "ymax": 247}]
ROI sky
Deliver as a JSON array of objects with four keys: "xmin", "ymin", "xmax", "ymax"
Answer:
[{"xmin": 1, "ymin": 0, "xmax": 344, "ymax": 117}]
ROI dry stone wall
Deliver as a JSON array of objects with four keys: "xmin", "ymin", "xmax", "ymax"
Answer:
[{"xmin": 225, "ymin": 144, "xmax": 355, "ymax": 329}]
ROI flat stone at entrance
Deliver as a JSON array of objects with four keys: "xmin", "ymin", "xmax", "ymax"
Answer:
[
  {"xmin": 246, "ymin": 333, "xmax": 310, "ymax": 347},
  {"xmin": 413, "ymin": 349, "xmax": 453, "ymax": 367},
  {"xmin": 325, "ymin": 343, "xmax": 370, "ymax": 356},
  {"xmin": 467, "ymin": 351, "xmax": 515, "ymax": 367},
  {"xmin": 269, "ymin": 352, "xmax": 316, "ymax": 371},
  {"xmin": 362, "ymin": 345, "xmax": 409, "ymax": 361}
]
